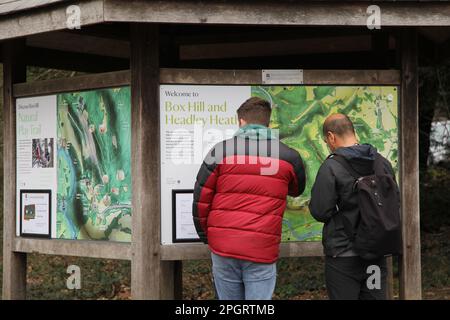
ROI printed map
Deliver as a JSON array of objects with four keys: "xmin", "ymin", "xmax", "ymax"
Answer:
[
  {"xmin": 252, "ymin": 86, "xmax": 399, "ymax": 241},
  {"xmin": 57, "ymin": 87, "xmax": 132, "ymax": 241}
]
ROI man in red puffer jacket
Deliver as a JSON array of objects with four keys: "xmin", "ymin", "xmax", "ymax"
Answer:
[{"xmin": 192, "ymin": 97, "xmax": 306, "ymax": 300}]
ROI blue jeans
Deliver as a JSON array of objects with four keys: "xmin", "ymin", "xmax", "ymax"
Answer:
[{"xmin": 211, "ymin": 252, "xmax": 277, "ymax": 300}]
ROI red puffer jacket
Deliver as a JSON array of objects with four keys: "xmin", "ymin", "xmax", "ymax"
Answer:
[{"xmin": 193, "ymin": 133, "xmax": 306, "ymax": 263}]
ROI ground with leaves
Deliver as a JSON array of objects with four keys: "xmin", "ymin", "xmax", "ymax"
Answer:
[{"xmin": 6, "ymin": 165, "xmax": 443, "ymax": 300}]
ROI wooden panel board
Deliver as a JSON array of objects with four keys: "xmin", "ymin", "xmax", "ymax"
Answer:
[
  {"xmin": 0, "ymin": 0, "xmax": 104, "ymax": 41},
  {"xmin": 13, "ymin": 70, "xmax": 130, "ymax": 97},
  {"xmin": 186, "ymin": 68, "xmax": 394, "ymax": 86},
  {"xmin": 0, "ymin": 0, "xmax": 66, "ymax": 16},
  {"xmin": 160, "ymin": 242, "xmax": 324, "ymax": 260},
  {"xmin": 104, "ymin": 0, "xmax": 450, "ymax": 27},
  {"xmin": 1, "ymin": 0, "xmax": 450, "ymax": 40},
  {"xmin": 160, "ymin": 69, "xmax": 401, "ymax": 85},
  {"xmin": 13, "ymin": 238, "xmax": 131, "ymax": 260},
  {"xmin": 13, "ymin": 69, "xmax": 401, "ymax": 98}
]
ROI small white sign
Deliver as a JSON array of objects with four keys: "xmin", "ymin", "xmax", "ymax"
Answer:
[
  {"xmin": 262, "ymin": 69, "xmax": 304, "ymax": 84},
  {"xmin": 16, "ymin": 95, "xmax": 57, "ymax": 237},
  {"xmin": 173, "ymin": 190, "xmax": 200, "ymax": 242},
  {"xmin": 20, "ymin": 190, "xmax": 51, "ymax": 237}
]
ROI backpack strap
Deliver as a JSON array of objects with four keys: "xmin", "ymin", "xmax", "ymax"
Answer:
[
  {"xmin": 329, "ymin": 154, "xmax": 362, "ymax": 179},
  {"xmin": 373, "ymin": 153, "xmax": 387, "ymax": 176},
  {"xmin": 329, "ymin": 154, "xmax": 360, "ymax": 242}
]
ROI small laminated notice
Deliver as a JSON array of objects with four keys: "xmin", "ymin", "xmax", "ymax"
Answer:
[{"xmin": 262, "ymin": 69, "xmax": 304, "ymax": 84}]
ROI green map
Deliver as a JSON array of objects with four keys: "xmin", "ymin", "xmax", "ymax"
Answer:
[
  {"xmin": 54, "ymin": 84, "xmax": 397, "ymax": 243},
  {"xmin": 57, "ymin": 87, "xmax": 132, "ymax": 242},
  {"xmin": 251, "ymin": 86, "xmax": 399, "ymax": 242}
]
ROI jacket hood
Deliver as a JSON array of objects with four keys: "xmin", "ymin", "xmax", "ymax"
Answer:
[
  {"xmin": 234, "ymin": 124, "xmax": 277, "ymax": 140},
  {"xmin": 334, "ymin": 143, "xmax": 377, "ymax": 175}
]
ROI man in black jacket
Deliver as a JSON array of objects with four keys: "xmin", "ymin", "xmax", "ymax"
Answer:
[{"xmin": 309, "ymin": 113, "xmax": 395, "ymax": 300}]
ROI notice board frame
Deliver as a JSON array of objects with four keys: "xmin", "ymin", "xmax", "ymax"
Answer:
[
  {"xmin": 10, "ymin": 68, "xmax": 402, "ymax": 261},
  {"xmin": 9, "ymin": 68, "xmax": 403, "ymax": 297}
]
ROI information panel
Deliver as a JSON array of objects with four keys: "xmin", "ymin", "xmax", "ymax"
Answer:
[
  {"xmin": 16, "ymin": 87, "xmax": 132, "ymax": 242},
  {"xmin": 160, "ymin": 85, "xmax": 399, "ymax": 244},
  {"xmin": 16, "ymin": 95, "xmax": 57, "ymax": 237}
]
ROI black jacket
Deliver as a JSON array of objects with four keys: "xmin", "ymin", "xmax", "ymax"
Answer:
[{"xmin": 309, "ymin": 144, "xmax": 395, "ymax": 257}]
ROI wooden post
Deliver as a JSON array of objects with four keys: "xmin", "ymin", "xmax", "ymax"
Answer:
[
  {"xmin": 386, "ymin": 256, "xmax": 394, "ymax": 300},
  {"xmin": 399, "ymin": 29, "xmax": 422, "ymax": 300},
  {"xmin": 174, "ymin": 261, "xmax": 183, "ymax": 299},
  {"xmin": 130, "ymin": 23, "xmax": 177, "ymax": 299},
  {"xmin": 2, "ymin": 39, "xmax": 27, "ymax": 300}
]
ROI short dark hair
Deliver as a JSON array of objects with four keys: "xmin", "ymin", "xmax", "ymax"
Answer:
[
  {"xmin": 323, "ymin": 114, "xmax": 356, "ymax": 138},
  {"xmin": 237, "ymin": 97, "xmax": 272, "ymax": 126}
]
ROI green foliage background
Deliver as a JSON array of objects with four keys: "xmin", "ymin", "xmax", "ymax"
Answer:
[{"xmin": 251, "ymin": 86, "xmax": 399, "ymax": 242}]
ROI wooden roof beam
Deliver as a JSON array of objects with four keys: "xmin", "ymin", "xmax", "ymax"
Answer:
[
  {"xmin": 0, "ymin": 0, "xmax": 68, "ymax": 16},
  {"xmin": 104, "ymin": 0, "xmax": 450, "ymax": 27},
  {"xmin": 25, "ymin": 46, "xmax": 129, "ymax": 72},
  {"xmin": 0, "ymin": 0, "xmax": 103, "ymax": 41},
  {"xmin": 26, "ymin": 31, "xmax": 130, "ymax": 59},
  {"xmin": 179, "ymin": 34, "xmax": 395, "ymax": 61},
  {"xmin": 2, "ymin": 1, "xmax": 450, "ymax": 41}
]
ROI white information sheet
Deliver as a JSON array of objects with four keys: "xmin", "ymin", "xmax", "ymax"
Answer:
[
  {"xmin": 16, "ymin": 95, "xmax": 57, "ymax": 237},
  {"xmin": 173, "ymin": 191, "xmax": 197, "ymax": 241},
  {"xmin": 20, "ymin": 190, "xmax": 51, "ymax": 237},
  {"xmin": 160, "ymin": 85, "xmax": 251, "ymax": 244}
]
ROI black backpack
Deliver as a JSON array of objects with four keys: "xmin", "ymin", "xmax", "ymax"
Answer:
[{"xmin": 331, "ymin": 153, "xmax": 402, "ymax": 260}]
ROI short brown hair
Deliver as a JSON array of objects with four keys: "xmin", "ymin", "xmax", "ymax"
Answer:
[{"xmin": 237, "ymin": 97, "xmax": 272, "ymax": 126}]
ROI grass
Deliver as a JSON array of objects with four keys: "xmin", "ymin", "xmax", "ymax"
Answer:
[
  {"xmin": 181, "ymin": 164, "xmax": 449, "ymax": 300},
  {"xmin": 26, "ymin": 255, "xmax": 131, "ymax": 300},
  {"xmin": 20, "ymin": 226, "xmax": 448, "ymax": 300}
]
